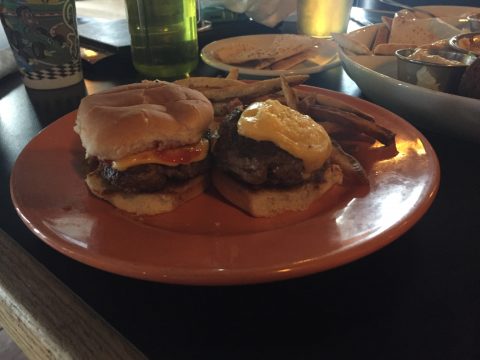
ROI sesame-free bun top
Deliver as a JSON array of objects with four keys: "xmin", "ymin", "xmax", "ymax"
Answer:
[{"xmin": 74, "ymin": 81, "xmax": 214, "ymax": 160}]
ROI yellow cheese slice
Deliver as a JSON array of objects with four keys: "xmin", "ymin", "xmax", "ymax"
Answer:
[
  {"xmin": 237, "ymin": 99, "xmax": 331, "ymax": 173},
  {"xmin": 112, "ymin": 138, "xmax": 209, "ymax": 171}
]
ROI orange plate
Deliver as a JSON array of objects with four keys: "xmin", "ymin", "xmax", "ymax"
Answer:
[{"xmin": 10, "ymin": 86, "xmax": 440, "ymax": 285}]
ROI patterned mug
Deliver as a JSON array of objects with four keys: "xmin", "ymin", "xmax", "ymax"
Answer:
[{"xmin": 0, "ymin": 0, "xmax": 83, "ymax": 89}]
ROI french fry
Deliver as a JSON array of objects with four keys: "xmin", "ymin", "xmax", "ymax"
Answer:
[
  {"xmin": 174, "ymin": 77, "xmax": 244, "ymax": 89},
  {"xmin": 318, "ymin": 121, "xmax": 347, "ymax": 135},
  {"xmin": 296, "ymin": 90, "xmax": 375, "ymax": 122},
  {"xmin": 331, "ymin": 141, "xmax": 369, "ymax": 185},
  {"xmin": 200, "ymin": 75, "xmax": 309, "ymax": 102},
  {"xmin": 330, "ymin": 131, "xmax": 377, "ymax": 145},
  {"xmin": 307, "ymin": 104, "xmax": 396, "ymax": 146},
  {"xmin": 280, "ymin": 75, "xmax": 299, "ymax": 110},
  {"xmin": 315, "ymin": 94, "xmax": 375, "ymax": 122},
  {"xmin": 226, "ymin": 67, "xmax": 239, "ymax": 80},
  {"xmin": 297, "ymin": 94, "xmax": 316, "ymax": 114},
  {"xmin": 317, "ymin": 121, "xmax": 376, "ymax": 145}
]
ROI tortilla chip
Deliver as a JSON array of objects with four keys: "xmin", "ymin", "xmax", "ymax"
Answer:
[
  {"xmin": 372, "ymin": 24, "xmax": 390, "ymax": 49},
  {"xmin": 373, "ymin": 43, "xmax": 417, "ymax": 55},
  {"xmin": 388, "ymin": 10, "xmax": 461, "ymax": 46},
  {"xmin": 254, "ymin": 35, "xmax": 318, "ymax": 69},
  {"xmin": 332, "ymin": 33, "xmax": 372, "ymax": 55},
  {"xmin": 216, "ymin": 34, "xmax": 316, "ymax": 67}
]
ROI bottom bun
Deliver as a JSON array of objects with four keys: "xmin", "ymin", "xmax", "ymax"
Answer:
[
  {"xmin": 212, "ymin": 165, "xmax": 343, "ymax": 218},
  {"xmin": 86, "ymin": 173, "xmax": 208, "ymax": 215}
]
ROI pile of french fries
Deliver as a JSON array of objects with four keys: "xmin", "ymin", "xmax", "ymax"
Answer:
[{"xmin": 175, "ymin": 70, "xmax": 397, "ymax": 185}]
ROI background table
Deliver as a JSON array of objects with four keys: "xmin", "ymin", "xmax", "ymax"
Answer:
[{"xmin": 1, "ymin": 6, "xmax": 480, "ymax": 359}]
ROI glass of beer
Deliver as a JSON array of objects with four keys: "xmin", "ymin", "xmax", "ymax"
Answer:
[
  {"xmin": 125, "ymin": 0, "xmax": 198, "ymax": 80},
  {"xmin": 297, "ymin": 0, "xmax": 354, "ymax": 38}
]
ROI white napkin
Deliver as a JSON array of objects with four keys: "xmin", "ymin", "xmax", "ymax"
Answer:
[
  {"xmin": 203, "ymin": 0, "xmax": 297, "ymax": 27},
  {"xmin": 0, "ymin": 48, "xmax": 17, "ymax": 79}
]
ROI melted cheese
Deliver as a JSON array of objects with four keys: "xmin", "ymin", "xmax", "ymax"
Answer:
[
  {"xmin": 112, "ymin": 138, "xmax": 209, "ymax": 171},
  {"xmin": 237, "ymin": 99, "xmax": 331, "ymax": 173}
]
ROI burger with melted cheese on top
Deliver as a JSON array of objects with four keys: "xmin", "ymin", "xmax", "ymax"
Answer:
[{"xmin": 212, "ymin": 99, "xmax": 343, "ymax": 217}]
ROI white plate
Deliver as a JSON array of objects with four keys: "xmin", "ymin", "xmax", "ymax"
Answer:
[
  {"xmin": 338, "ymin": 6, "xmax": 480, "ymax": 143},
  {"xmin": 201, "ymin": 34, "xmax": 340, "ymax": 77}
]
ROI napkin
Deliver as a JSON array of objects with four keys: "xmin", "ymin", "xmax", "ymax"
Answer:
[
  {"xmin": 203, "ymin": 0, "xmax": 296, "ymax": 27},
  {"xmin": 0, "ymin": 47, "xmax": 17, "ymax": 79}
]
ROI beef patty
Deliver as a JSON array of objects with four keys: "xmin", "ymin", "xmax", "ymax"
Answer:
[
  {"xmin": 212, "ymin": 107, "xmax": 326, "ymax": 187},
  {"xmin": 91, "ymin": 157, "xmax": 210, "ymax": 194}
]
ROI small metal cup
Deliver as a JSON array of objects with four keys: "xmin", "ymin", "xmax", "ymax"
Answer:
[
  {"xmin": 395, "ymin": 48, "xmax": 476, "ymax": 94},
  {"xmin": 467, "ymin": 13, "xmax": 480, "ymax": 33},
  {"xmin": 450, "ymin": 32, "xmax": 480, "ymax": 57}
]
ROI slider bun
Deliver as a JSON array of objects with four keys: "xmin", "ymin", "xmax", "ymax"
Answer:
[
  {"xmin": 86, "ymin": 172, "xmax": 208, "ymax": 215},
  {"xmin": 75, "ymin": 81, "xmax": 214, "ymax": 160},
  {"xmin": 212, "ymin": 165, "xmax": 343, "ymax": 218}
]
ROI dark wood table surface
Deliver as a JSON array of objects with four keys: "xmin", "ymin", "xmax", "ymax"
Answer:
[{"xmin": 1, "ymin": 8, "xmax": 480, "ymax": 359}]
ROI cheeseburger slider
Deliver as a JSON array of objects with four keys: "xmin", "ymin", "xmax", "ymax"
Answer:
[
  {"xmin": 212, "ymin": 99, "xmax": 343, "ymax": 217},
  {"xmin": 74, "ymin": 81, "xmax": 214, "ymax": 215}
]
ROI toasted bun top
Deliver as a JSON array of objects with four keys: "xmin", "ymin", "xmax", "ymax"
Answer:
[{"xmin": 74, "ymin": 81, "xmax": 214, "ymax": 160}]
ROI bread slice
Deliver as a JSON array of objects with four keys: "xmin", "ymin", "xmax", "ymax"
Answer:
[
  {"xmin": 215, "ymin": 34, "xmax": 316, "ymax": 67},
  {"xmin": 85, "ymin": 173, "xmax": 208, "ymax": 215},
  {"xmin": 212, "ymin": 165, "xmax": 343, "ymax": 218},
  {"xmin": 388, "ymin": 12, "xmax": 461, "ymax": 46}
]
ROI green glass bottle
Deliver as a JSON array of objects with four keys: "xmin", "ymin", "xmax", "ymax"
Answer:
[{"xmin": 125, "ymin": 0, "xmax": 198, "ymax": 79}]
